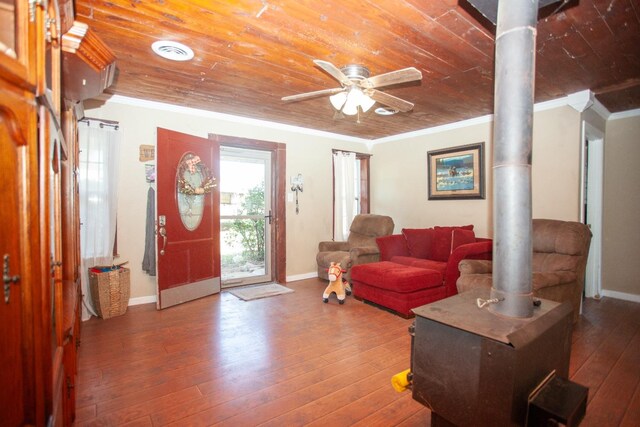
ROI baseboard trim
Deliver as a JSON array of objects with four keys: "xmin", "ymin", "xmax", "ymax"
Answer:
[
  {"xmin": 129, "ymin": 295, "xmax": 157, "ymax": 306},
  {"xmin": 128, "ymin": 273, "xmax": 322, "ymax": 302},
  {"xmin": 600, "ymin": 289, "xmax": 640, "ymax": 303},
  {"xmin": 286, "ymin": 272, "xmax": 318, "ymax": 282}
]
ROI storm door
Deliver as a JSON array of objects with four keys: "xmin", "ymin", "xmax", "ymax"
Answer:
[{"xmin": 219, "ymin": 146, "xmax": 272, "ymax": 287}]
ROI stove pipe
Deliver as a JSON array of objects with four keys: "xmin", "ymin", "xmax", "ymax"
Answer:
[{"xmin": 490, "ymin": 0, "xmax": 539, "ymax": 319}]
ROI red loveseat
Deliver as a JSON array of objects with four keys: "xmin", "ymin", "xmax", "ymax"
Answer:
[{"xmin": 350, "ymin": 225, "xmax": 492, "ymax": 317}]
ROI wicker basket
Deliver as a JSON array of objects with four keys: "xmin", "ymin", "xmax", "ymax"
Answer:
[{"xmin": 89, "ymin": 267, "xmax": 131, "ymax": 319}]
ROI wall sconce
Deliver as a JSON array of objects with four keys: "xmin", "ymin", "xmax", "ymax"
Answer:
[{"xmin": 290, "ymin": 173, "xmax": 304, "ymax": 214}]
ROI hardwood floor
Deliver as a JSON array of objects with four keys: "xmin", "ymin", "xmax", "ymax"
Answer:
[{"xmin": 76, "ymin": 279, "xmax": 640, "ymax": 426}]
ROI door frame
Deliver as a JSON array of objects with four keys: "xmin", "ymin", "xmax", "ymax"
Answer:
[
  {"xmin": 209, "ymin": 134, "xmax": 286, "ymax": 284},
  {"xmin": 580, "ymin": 121, "xmax": 604, "ymax": 299}
]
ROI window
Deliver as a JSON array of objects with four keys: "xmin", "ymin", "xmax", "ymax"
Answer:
[
  {"xmin": 78, "ymin": 120, "xmax": 120, "ymax": 258},
  {"xmin": 332, "ymin": 150, "xmax": 370, "ymax": 240},
  {"xmin": 77, "ymin": 119, "xmax": 121, "ymax": 319}
]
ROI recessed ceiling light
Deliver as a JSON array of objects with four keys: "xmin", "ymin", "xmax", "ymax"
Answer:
[
  {"xmin": 374, "ymin": 107, "xmax": 398, "ymax": 116},
  {"xmin": 151, "ymin": 41, "xmax": 194, "ymax": 61}
]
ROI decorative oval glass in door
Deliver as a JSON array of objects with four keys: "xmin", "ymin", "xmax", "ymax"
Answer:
[{"xmin": 176, "ymin": 152, "xmax": 216, "ymax": 231}]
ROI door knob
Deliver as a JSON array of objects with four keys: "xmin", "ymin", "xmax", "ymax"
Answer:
[
  {"xmin": 3, "ymin": 254, "xmax": 20, "ymax": 304},
  {"xmin": 159, "ymin": 227, "xmax": 167, "ymax": 255}
]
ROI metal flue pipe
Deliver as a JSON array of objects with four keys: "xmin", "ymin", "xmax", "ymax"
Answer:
[{"xmin": 490, "ymin": 0, "xmax": 539, "ymax": 319}]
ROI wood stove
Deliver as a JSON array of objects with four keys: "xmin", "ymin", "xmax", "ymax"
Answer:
[{"xmin": 411, "ymin": 289, "xmax": 573, "ymax": 426}]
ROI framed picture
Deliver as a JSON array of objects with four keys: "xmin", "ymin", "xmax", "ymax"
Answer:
[{"xmin": 427, "ymin": 142, "xmax": 485, "ymax": 200}]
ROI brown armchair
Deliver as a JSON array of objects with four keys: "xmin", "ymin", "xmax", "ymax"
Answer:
[
  {"xmin": 316, "ymin": 214, "xmax": 394, "ymax": 281},
  {"xmin": 456, "ymin": 219, "xmax": 592, "ymax": 322}
]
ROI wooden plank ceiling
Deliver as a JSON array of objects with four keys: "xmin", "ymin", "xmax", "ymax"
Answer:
[{"xmin": 75, "ymin": 0, "xmax": 640, "ymax": 139}]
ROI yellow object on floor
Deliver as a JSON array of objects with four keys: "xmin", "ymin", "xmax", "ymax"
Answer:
[{"xmin": 391, "ymin": 368, "xmax": 412, "ymax": 392}]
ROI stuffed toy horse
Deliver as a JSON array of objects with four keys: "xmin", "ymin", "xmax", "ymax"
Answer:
[{"xmin": 323, "ymin": 262, "xmax": 349, "ymax": 304}]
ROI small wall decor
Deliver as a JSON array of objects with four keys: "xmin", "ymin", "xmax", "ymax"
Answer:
[
  {"xmin": 290, "ymin": 173, "xmax": 304, "ymax": 214},
  {"xmin": 139, "ymin": 145, "xmax": 154, "ymax": 162},
  {"xmin": 427, "ymin": 142, "xmax": 485, "ymax": 200},
  {"xmin": 145, "ymin": 164, "xmax": 156, "ymax": 183}
]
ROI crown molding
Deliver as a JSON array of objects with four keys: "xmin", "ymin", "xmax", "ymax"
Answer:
[
  {"xmin": 371, "ymin": 94, "xmax": 572, "ymax": 145},
  {"xmin": 372, "ymin": 113, "xmax": 495, "ymax": 145},
  {"xmin": 590, "ymin": 97, "xmax": 611, "ymax": 120},
  {"xmin": 567, "ymin": 90, "xmax": 594, "ymax": 112},
  {"xmin": 566, "ymin": 89, "xmax": 611, "ymax": 121},
  {"xmin": 62, "ymin": 21, "xmax": 117, "ymax": 101},
  {"xmin": 609, "ymin": 108, "xmax": 640, "ymax": 120},
  {"xmin": 94, "ymin": 91, "xmax": 635, "ymax": 145},
  {"xmin": 94, "ymin": 94, "xmax": 371, "ymax": 144}
]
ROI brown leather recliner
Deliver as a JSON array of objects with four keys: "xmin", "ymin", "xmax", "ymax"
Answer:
[
  {"xmin": 456, "ymin": 219, "xmax": 592, "ymax": 322},
  {"xmin": 316, "ymin": 214, "xmax": 394, "ymax": 282}
]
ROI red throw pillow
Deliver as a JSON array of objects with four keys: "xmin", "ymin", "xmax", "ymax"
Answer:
[
  {"xmin": 451, "ymin": 228, "xmax": 476, "ymax": 252},
  {"xmin": 401, "ymin": 228, "xmax": 434, "ymax": 259},
  {"xmin": 433, "ymin": 225, "xmax": 474, "ymax": 233},
  {"xmin": 431, "ymin": 225, "xmax": 474, "ymax": 261},
  {"xmin": 376, "ymin": 235, "xmax": 410, "ymax": 261}
]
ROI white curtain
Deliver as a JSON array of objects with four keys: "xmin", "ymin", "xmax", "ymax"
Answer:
[
  {"xmin": 333, "ymin": 151, "xmax": 357, "ymax": 241},
  {"xmin": 78, "ymin": 120, "xmax": 121, "ymax": 320}
]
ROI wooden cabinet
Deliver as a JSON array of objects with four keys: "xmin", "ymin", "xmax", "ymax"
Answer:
[
  {"xmin": 0, "ymin": 67, "xmax": 39, "ymax": 427},
  {"xmin": 1, "ymin": 0, "xmax": 110, "ymax": 424},
  {"xmin": 1, "ymin": 3, "xmax": 48, "ymax": 425}
]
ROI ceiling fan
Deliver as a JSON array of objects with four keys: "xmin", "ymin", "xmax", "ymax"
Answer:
[{"xmin": 282, "ymin": 60, "xmax": 422, "ymax": 117}]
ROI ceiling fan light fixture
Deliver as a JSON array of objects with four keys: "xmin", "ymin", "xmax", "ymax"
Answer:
[
  {"xmin": 342, "ymin": 101, "xmax": 359, "ymax": 116},
  {"xmin": 151, "ymin": 40, "xmax": 194, "ymax": 61},
  {"xmin": 360, "ymin": 94, "xmax": 376, "ymax": 113},
  {"xmin": 342, "ymin": 88, "xmax": 361, "ymax": 115},
  {"xmin": 341, "ymin": 64, "xmax": 370, "ymax": 80},
  {"xmin": 329, "ymin": 92, "xmax": 347, "ymax": 110},
  {"xmin": 349, "ymin": 87, "xmax": 364, "ymax": 104},
  {"xmin": 339, "ymin": 87, "xmax": 375, "ymax": 115},
  {"xmin": 286, "ymin": 59, "xmax": 422, "ymax": 118}
]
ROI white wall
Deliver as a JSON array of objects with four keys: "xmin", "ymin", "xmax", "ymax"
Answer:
[
  {"xmin": 602, "ymin": 113, "xmax": 640, "ymax": 298},
  {"xmin": 371, "ymin": 120, "xmax": 493, "ymax": 236},
  {"xmin": 84, "ymin": 97, "xmax": 369, "ymax": 300},
  {"xmin": 531, "ymin": 107, "xmax": 583, "ymax": 220},
  {"xmin": 371, "ymin": 105, "xmax": 583, "ymax": 239}
]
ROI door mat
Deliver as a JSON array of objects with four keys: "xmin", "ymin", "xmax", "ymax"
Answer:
[{"xmin": 227, "ymin": 283, "xmax": 294, "ymax": 301}]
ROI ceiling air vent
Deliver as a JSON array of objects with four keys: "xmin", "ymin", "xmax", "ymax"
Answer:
[
  {"xmin": 374, "ymin": 107, "xmax": 398, "ymax": 116},
  {"xmin": 151, "ymin": 41, "xmax": 194, "ymax": 61}
]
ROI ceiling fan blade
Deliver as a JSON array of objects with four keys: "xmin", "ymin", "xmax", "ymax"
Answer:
[
  {"xmin": 313, "ymin": 60, "xmax": 353, "ymax": 86},
  {"xmin": 281, "ymin": 87, "xmax": 345, "ymax": 102},
  {"xmin": 367, "ymin": 89, "xmax": 414, "ymax": 112},
  {"xmin": 364, "ymin": 67, "xmax": 422, "ymax": 89}
]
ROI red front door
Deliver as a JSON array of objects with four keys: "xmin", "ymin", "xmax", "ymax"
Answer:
[{"xmin": 156, "ymin": 128, "xmax": 220, "ymax": 309}]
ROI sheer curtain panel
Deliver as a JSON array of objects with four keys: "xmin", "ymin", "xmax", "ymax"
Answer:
[
  {"xmin": 333, "ymin": 151, "xmax": 357, "ymax": 241},
  {"xmin": 78, "ymin": 119, "xmax": 121, "ymax": 320}
]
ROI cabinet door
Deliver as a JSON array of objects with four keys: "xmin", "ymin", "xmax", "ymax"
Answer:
[
  {"xmin": 40, "ymin": 103, "xmax": 66, "ymax": 426},
  {"xmin": 0, "ymin": 0, "xmax": 39, "ymax": 87},
  {"xmin": 0, "ymin": 77, "xmax": 31, "ymax": 427}
]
